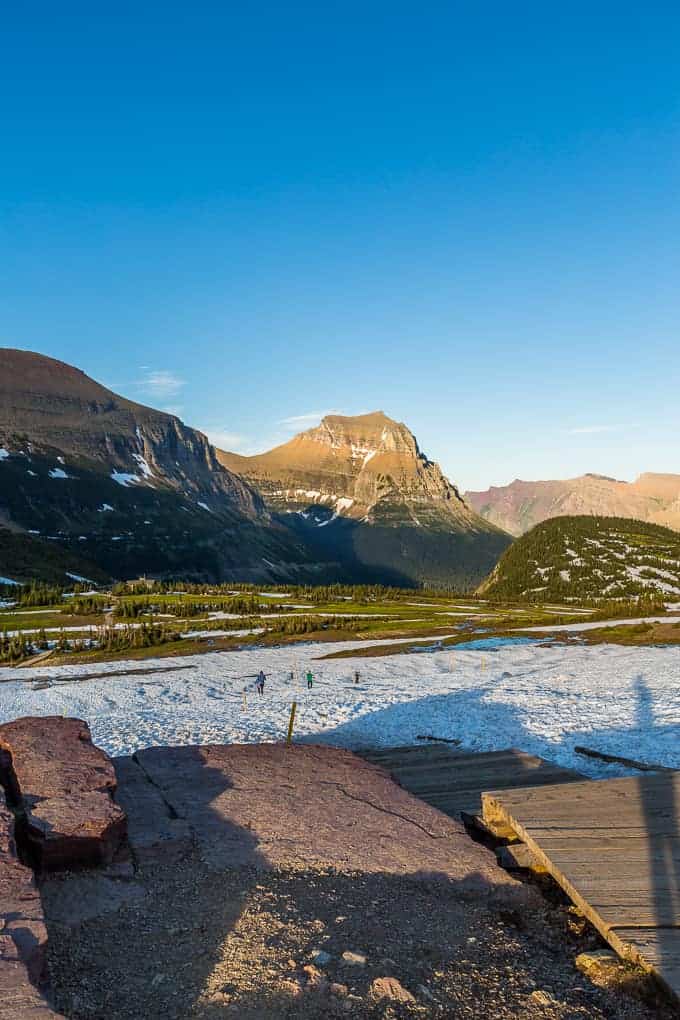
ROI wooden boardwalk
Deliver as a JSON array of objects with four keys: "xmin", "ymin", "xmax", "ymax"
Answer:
[
  {"xmin": 359, "ymin": 745, "xmax": 583, "ymax": 818},
  {"xmin": 482, "ymin": 772, "xmax": 680, "ymax": 1000}
]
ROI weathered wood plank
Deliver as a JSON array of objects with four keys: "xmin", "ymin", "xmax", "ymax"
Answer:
[
  {"xmin": 482, "ymin": 776, "xmax": 680, "ymax": 1002},
  {"xmin": 358, "ymin": 745, "xmax": 582, "ymax": 820}
]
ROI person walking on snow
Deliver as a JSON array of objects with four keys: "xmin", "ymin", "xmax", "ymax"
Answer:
[
  {"xmin": 306, "ymin": 670, "xmax": 314, "ymax": 690},
  {"xmin": 256, "ymin": 670, "xmax": 266, "ymax": 695}
]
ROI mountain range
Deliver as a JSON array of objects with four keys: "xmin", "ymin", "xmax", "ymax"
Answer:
[
  {"xmin": 0, "ymin": 350, "xmax": 508, "ymax": 587},
  {"xmin": 466, "ymin": 473, "xmax": 680, "ymax": 537},
  {"xmin": 218, "ymin": 411, "xmax": 510, "ymax": 588}
]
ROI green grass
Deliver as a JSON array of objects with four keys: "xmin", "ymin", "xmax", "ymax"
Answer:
[{"xmin": 4, "ymin": 581, "xmax": 673, "ymax": 666}]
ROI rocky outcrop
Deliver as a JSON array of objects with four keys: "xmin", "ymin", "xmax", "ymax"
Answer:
[
  {"xmin": 0, "ymin": 717, "xmax": 126, "ymax": 872},
  {"xmin": 218, "ymin": 410, "xmax": 474, "ymax": 525},
  {"xmin": 0, "ymin": 788, "xmax": 65, "ymax": 1018},
  {"xmin": 218, "ymin": 412, "xmax": 512, "ymax": 587},
  {"xmin": 132, "ymin": 742, "xmax": 518, "ymax": 883},
  {"xmin": 467, "ymin": 473, "xmax": 680, "ymax": 537}
]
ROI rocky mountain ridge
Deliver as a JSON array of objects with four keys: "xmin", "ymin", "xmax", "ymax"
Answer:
[
  {"xmin": 467, "ymin": 473, "xmax": 680, "ymax": 537},
  {"xmin": 0, "ymin": 352, "xmax": 508, "ymax": 586},
  {"xmin": 0, "ymin": 350, "xmax": 313, "ymax": 582},
  {"xmin": 0, "ymin": 348, "xmax": 260, "ymax": 515},
  {"xmin": 218, "ymin": 411, "xmax": 478, "ymax": 528},
  {"xmin": 218, "ymin": 411, "xmax": 511, "ymax": 587}
]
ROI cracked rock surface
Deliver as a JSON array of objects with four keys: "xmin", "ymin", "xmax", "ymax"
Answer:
[{"xmin": 41, "ymin": 742, "xmax": 674, "ymax": 1019}]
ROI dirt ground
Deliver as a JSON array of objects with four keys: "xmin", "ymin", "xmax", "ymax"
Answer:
[
  {"xmin": 37, "ymin": 744, "xmax": 680, "ymax": 1020},
  {"xmin": 44, "ymin": 853, "xmax": 676, "ymax": 1020}
]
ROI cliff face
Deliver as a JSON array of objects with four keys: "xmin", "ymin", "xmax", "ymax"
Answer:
[
  {"xmin": 0, "ymin": 349, "xmax": 261, "ymax": 515},
  {"xmin": 466, "ymin": 473, "xmax": 680, "ymax": 537},
  {"xmin": 219, "ymin": 411, "xmax": 474, "ymax": 527},
  {"xmin": 0, "ymin": 350, "xmax": 314, "ymax": 582}
]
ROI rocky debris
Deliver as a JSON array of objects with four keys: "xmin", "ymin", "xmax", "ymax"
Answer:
[
  {"xmin": 0, "ymin": 788, "xmax": 65, "ymax": 1018},
  {"xmin": 342, "ymin": 950, "xmax": 367, "ymax": 967},
  {"xmin": 368, "ymin": 976, "xmax": 416, "ymax": 1003},
  {"xmin": 576, "ymin": 949, "xmax": 648, "ymax": 991},
  {"xmin": 45, "ymin": 860, "xmax": 674, "ymax": 1020},
  {"xmin": 0, "ymin": 716, "xmax": 126, "ymax": 871}
]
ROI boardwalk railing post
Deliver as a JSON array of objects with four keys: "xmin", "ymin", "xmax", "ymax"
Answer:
[{"xmin": 286, "ymin": 701, "xmax": 297, "ymax": 745}]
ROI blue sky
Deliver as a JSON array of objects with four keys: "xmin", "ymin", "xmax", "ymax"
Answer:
[{"xmin": 1, "ymin": 3, "xmax": 679, "ymax": 490}]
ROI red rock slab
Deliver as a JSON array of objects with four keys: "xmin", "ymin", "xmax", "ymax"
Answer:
[
  {"xmin": 0, "ymin": 717, "xmax": 117, "ymax": 805},
  {"xmin": 0, "ymin": 717, "xmax": 126, "ymax": 872},
  {"xmin": 0, "ymin": 792, "xmax": 65, "ymax": 1019},
  {"xmin": 134, "ymin": 743, "xmax": 519, "ymax": 892}
]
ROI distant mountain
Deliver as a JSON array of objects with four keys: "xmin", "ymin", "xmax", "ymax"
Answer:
[
  {"xmin": 218, "ymin": 412, "xmax": 511, "ymax": 588},
  {"xmin": 478, "ymin": 515, "xmax": 680, "ymax": 602},
  {"xmin": 0, "ymin": 353, "xmax": 509, "ymax": 587},
  {"xmin": 0, "ymin": 349, "xmax": 313, "ymax": 582},
  {"xmin": 466, "ymin": 473, "xmax": 680, "ymax": 537}
]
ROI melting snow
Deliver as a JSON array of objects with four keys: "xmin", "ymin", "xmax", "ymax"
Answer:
[
  {"xmin": 0, "ymin": 576, "xmax": 19, "ymax": 586},
  {"xmin": 111, "ymin": 471, "xmax": 140, "ymax": 487},
  {"xmin": 98, "ymin": 504, "xmax": 115, "ymax": 513},
  {"xmin": 0, "ymin": 448, "xmax": 9, "ymax": 461},
  {"xmin": 132, "ymin": 453, "xmax": 154, "ymax": 479},
  {"xmin": 1, "ymin": 639, "xmax": 680, "ymax": 776},
  {"xmin": 197, "ymin": 502, "xmax": 212, "ymax": 512},
  {"xmin": 49, "ymin": 467, "xmax": 70, "ymax": 479}
]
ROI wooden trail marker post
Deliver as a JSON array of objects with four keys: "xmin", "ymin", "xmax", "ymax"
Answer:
[{"xmin": 286, "ymin": 701, "xmax": 297, "ymax": 745}]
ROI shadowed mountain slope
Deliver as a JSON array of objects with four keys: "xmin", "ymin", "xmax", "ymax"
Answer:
[{"xmin": 0, "ymin": 350, "xmax": 314, "ymax": 582}]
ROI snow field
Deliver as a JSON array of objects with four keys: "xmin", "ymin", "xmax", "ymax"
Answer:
[{"xmin": 1, "ymin": 638, "xmax": 679, "ymax": 779}]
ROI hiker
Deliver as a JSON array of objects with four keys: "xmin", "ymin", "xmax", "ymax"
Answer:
[
  {"xmin": 353, "ymin": 670, "xmax": 360, "ymax": 685},
  {"xmin": 257, "ymin": 670, "xmax": 266, "ymax": 695},
  {"xmin": 306, "ymin": 670, "xmax": 314, "ymax": 690}
]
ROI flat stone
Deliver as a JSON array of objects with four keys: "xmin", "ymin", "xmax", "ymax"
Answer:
[
  {"xmin": 113, "ymin": 756, "xmax": 192, "ymax": 866},
  {"xmin": 575, "ymin": 949, "xmax": 639, "ymax": 988},
  {"xmin": 133, "ymin": 743, "xmax": 521, "ymax": 889},
  {"xmin": 309, "ymin": 948, "xmax": 332, "ymax": 966},
  {"xmin": 341, "ymin": 950, "xmax": 367, "ymax": 966},
  {"xmin": 0, "ymin": 717, "xmax": 126, "ymax": 872}
]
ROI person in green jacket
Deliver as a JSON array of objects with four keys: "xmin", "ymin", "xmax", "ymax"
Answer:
[{"xmin": 306, "ymin": 670, "xmax": 314, "ymax": 689}]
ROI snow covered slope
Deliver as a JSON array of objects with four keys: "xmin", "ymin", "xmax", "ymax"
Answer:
[{"xmin": 1, "ymin": 637, "xmax": 678, "ymax": 777}]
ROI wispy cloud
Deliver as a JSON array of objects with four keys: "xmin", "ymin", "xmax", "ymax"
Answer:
[
  {"xmin": 278, "ymin": 410, "xmax": 338, "ymax": 430},
  {"xmin": 200, "ymin": 427, "xmax": 249, "ymax": 451},
  {"xmin": 565, "ymin": 423, "xmax": 639, "ymax": 435},
  {"xmin": 278, "ymin": 409, "xmax": 367, "ymax": 431},
  {"xmin": 137, "ymin": 368, "xmax": 186, "ymax": 399}
]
